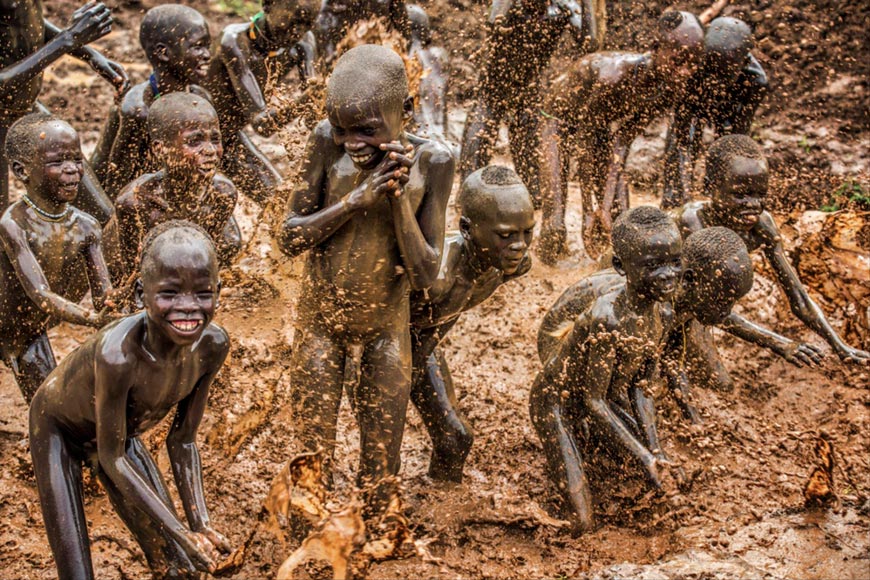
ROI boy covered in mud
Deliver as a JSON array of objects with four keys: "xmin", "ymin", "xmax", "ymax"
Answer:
[
  {"xmin": 538, "ymin": 227, "xmax": 821, "ymax": 424},
  {"xmin": 0, "ymin": 113, "xmax": 115, "ymax": 402},
  {"xmin": 662, "ymin": 17, "xmax": 768, "ymax": 209},
  {"xmin": 406, "ymin": 4, "xmax": 448, "ymax": 138},
  {"xmin": 206, "ymin": 0, "xmax": 317, "ymax": 203},
  {"xmin": 278, "ymin": 45, "xmax": 454, "ymax": 505},
  {"xmin": 537, "ymin": 10, "xmax": 704, "ymax": 263},
  {"xmin": 0, "ymin": 0, "xmax": 127, "ymax": 223},
  {"xmin": 410, "ymin": 165, "xmax": 535, "ymax": 482},
  {"xmin": 29, "ymin": 220, "xmax": 232, "ymax": 579},
  {"xmin": 109, "ymin": 93, "xmax": 239, "ymax": 282},
  {"xmin": 673, "ymin": 135, "xmax": 868, "ymax": 390},
  {"xmin": 459, "ymin": 0, "xmax": 604, "ymax": 203},
  {"xmin": 529, "ymin": 206, "xmax": 681, "ymax": 532},
  {"xmin": 91, "ymin": 4, "xmax": 213, "ymax": 200}
]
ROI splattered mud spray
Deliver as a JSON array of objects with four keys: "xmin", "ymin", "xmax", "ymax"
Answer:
[{"xmin": 0, "ymin": 0, "xmax": 868, "ymax": 579}]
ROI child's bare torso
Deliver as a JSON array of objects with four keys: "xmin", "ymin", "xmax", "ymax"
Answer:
[{"xmin": 0, "ymin": 0, "xmax": 44, "ymax": 112}]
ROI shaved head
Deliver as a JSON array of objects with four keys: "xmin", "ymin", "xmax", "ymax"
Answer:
[
  {"xmin": 326, "ymin": 45, "xmax": 409, "ymax": 116},
  {"xmin": 148, "ymin": 92, "xmax": 219, "ymax": 144}
]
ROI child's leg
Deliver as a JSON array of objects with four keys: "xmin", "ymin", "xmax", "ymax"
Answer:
[
  {"xmin": 223, "ymin": 132, "xmax": 283, "ymax": 205},
  {"xmin": 508, "ymin": 100, "xmax": 542, "ymax": 206},
  {"xmin": 96, "ymin": 437, "xmax": 196, "ymax": 577},
  {"xmin": 7, "ymin": 331, "xmax": 56, "ymax": 404},
  {"xmin": 0, "ymin": 123, "xmax": 9, "ymax": 211},
  {"xmin": 529, "ymin": 380, "xmax": 594, "ymax": 532},
  {"xmin": 357, "ymin": 325, "xmax": 412, "ymax": 493},
  {"xmin": 29, "ymin": 410, "xmax": 93, "ymax": 580},
  {"xmin": 459, "ymin": 97, "xmax": 500, "ymax": 182},
  {"xmin": 410, "ymin": 334, "xmax": 473, "ymax": 482},
  {"xmin": 289, "ymin": 318, "xmax": 347, "ymax": 480},
  {"xmin": 684, "ymin": 320, "xmax": 734, "ymax": 392}
]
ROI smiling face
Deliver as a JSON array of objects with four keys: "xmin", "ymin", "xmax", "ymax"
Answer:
[
  {"xmin": 170, "ymin": 22, "xmax": 212, "ymax": 82},
  {"xmin": 25, "ymin": 122, "xmax": 84, "ymax": 205},
  {"xmin": 154, "ymin": 110, "xmax": 223, "ymax": 180},
  {"xmin": 463, "ymin": 184, "xmax": 536, "ymax": 274},
  {"xmin": 619, "ymin": 231, "xmax": 683, "ymax": 302},
  {"xmin": 264, "ymin": 1, "xmax": 316, "ymax": 43},
  {"xmin": 711, "ymin": 156, "xmax": 769, "ymax": 230},
  {"xmin": 328, "ymin": 100, "xmax": 405, "ymax": 170},
  {"xmin": 141, "ymin": 238, "xmax": 218, "ymax": 345}
]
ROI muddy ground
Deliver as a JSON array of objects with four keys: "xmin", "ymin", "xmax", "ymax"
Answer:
[{"xmin": 1, "ymin": 1, "xmax": 869, "ymax": 579}]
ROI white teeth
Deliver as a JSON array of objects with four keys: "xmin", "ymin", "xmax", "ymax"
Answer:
[
  {"xmin": 170, "ymin": 320, "xmax": 201, "ymax": 332},
  {"xmin": 349, "ymin": 153, "xmax": 374, "ymax": 164}
]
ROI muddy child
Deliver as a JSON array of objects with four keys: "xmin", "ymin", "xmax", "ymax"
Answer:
[
  {"xmin": 538, "ymin": 227, "xmax": 821, "ymax": 424},
  {"xmin": 459, "ymin": 0, "xmax": 604, "ymax": 204},
  {"xmin": 406, "ymin": 3, "xmax": 448, "ymax": 138},
  {"xmin": 29, "ymin": 220, "xmax": 232, "ymax": 579},
  {"xmin": 278, "ymin": 45, "xmax": 454, "ymax": 508},
  {"xmin": 529, "ymin": 206, "xmax": 681, "ymax": 532},
  {"xmin": 537, "ymin": 10, "xmax": 704, "ymax": 263},
  {"xmin": 673, "ymin": 135, "xmax": 868, "ymax": 391},
  {"xmin": 108, "ymin": 93, "xmax": 240, "ymax": 283},
  {"xmin": 206, "ymin": 0, "xmax": 318, "ymax": 204},
  {"xmin": 662, "ymin": 17, "xmax": 768, "ymax": 209},
  {"xmin": 0, "ymin": 0, "xmax": 127, "ymax": 223},
  {"xmin": 0, "ymin": 113, "xmax": 115, "ymax": 403},
  {"xmin": 315, "ymin": 0, "xmax": 410, "ymax": 67},
  {"xmin": 410, "ymin": 165, "xmax": 535, "ymax": 482},
  {"xmin": 91, "ymin": 4, "xmax": 212, "ymax": 200}
]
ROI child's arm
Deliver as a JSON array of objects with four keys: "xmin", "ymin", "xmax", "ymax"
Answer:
[
  {"xmin": 0, "ymin": 2, "xmax": 112, "ymax": 94},
  {"xmin": 388, "ymin": 141, "xmax": 454, "ymax": 290},
  {"xmin": 581, "ymin": 316, "xmax": 662, "ymax": 487},
  {"xmin": 81, "ymin": 218, "xmax": 113, "ymax": 313},
  {"xmin": 718, "ymin": 312, "xmax": 824, "ymax": 367},
  {"xmin": 0, "ymin": 219, "xmax": 102, "ymax": 327},
  {"xmin": 43, "ymin": 17, "xmax": 128, "ymax": 96},
  {"xmin": 106, "ymin": 112, "xmax": 147, "ymax": 198},
  {"xmin": 115, "ymin": 195, "xmax": 143, "ymax": 274},
  {"xmin": 167, "ymin": 332, "xmax": 232, "ymax": 553},
  {"xmin": 759, "ymin": 216, "xmax": 870, "ymax": 362},
  {"xmin": 661, "ymin": 103, "xmax": 697, "ymax": 209},
  {"xmin": 94, "ymin": 358, "xmax": 219, "ymax": 573},
  {"xmin": 219, "ymin": 30, "xmax": 269, "ymax": 121},
  {"xmin": 555, "ymin": 0, "xmax": 602, "ymax": 52}
]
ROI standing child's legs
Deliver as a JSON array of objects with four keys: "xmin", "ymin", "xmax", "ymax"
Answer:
[
  {"xmin": 410, "ymin": 333, "xmax": 473, "ymax": 482},
  {"xmin": 0, "ymin": 124, "xmax": 8, "ymax": 211},
  {"xmin": 459, "ymin": 98, "xmax": 500, "ymax": 183},
  {"xmin": 508, "ymin": 100, "xmax": 542, "ymax": 206},
  {"xmin": 29, "ymin": 409, "xmax": 94, "ymax": 580},
  {"xmin": 223, "ymin": 132, "xmax": 283, "ymax": 205},
  {"xmin": 96, "ymin": 437, "xmax": 196, "ymax": 578}
]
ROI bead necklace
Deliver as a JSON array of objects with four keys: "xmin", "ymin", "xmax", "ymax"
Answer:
[{"xmin": 22, "ymin": 195, "xmax": 71, "ymax": 222}]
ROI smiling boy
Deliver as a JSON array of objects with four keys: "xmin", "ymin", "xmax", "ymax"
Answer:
[
  {"xmin": 674, "ymin": 135, "xmax": 868, "ymax": 391},
  {"xmin": 108, "ymin": 93, "xmax": 239, "ymax": 283},
  {"xmin": 278, "ymin": 45, "xmax": 454, "ymax": 507},
  {"xmin": 0, "ymin": 113, "xmax": 115, "ymax": 402},
  {"xmin": 410, "ymin": 165, "xmax": 535, "ymax": 482},
  {"xmin": 29, "ymin": 220, "xmax": 231, "ymax": 579},
  {"xmin": 91, "ymin": 4, "xmax": 213, "ymax": 200}
]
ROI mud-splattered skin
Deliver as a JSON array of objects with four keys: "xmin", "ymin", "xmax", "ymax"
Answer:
[
  {"xmin": 530, "ymin": 226, "xmax": 681, "ymax": 532},
  {"xmin": 675, "ymin": 158, "xmax": 870, "ymax": 367},
  {"xmin": 206, "ymin": 1, "xmax": 316, "ymax": 204},
  {"xmin": 406, "ymin": 4, "xmax": 448, "ymax": 137},
  {"xmin": 278, "ymin": 68, "xmax": 454, "ymax": 507},
  {"xmin": 459, "ymin": 0, "xmax": 602, "ymax": 203},
  {"xmin": 537, "ymin": 12, "xmax": 704, "ymax": 263},
  {"xmin": 91, "ymin": 5, "xmax": 212, "ymax": 200},
  {"xmin": 108, "ymin": 101, "xmax": 239, "ymax": 283},
  {"xmin": 662, "ymin": 17, "xmax": 768, "ymax": 209},
  {"xmin": 409, "ymin": 174, "xmax": 535, "ymax": 481},
  {"xmin": 0, "ymin": 0, "xmax": 126, "ymax": 222},
  {"xmin": 28, "ymin": 230, "xmax": 231, "ymax": 579},
  {"xmin": 0, "ymin": 121, "xmax": 113, "ymax": 402},
  {"xmin": 315, "ymin": 0, "xmax": 409, "ymax": 66}
]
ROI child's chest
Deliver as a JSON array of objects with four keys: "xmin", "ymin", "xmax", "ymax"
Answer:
[
  {"xmin": 327, "ymin": 156, "xmax": 425, "ymax": 215},
  {"xmin": 125, "ymin": 360, "xmax": 203, "ymax": 435},
  {"xmin": 26, "ymin": 225, "xmax": 86, "ymax": 281}
]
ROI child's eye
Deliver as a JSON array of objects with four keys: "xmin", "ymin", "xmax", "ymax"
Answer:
[
  {"xmin": 361, "ymin": 128, "xmax": 376, "ymax": 136},
  {"xmin": 197, "ymin": 291, "xmax": 214, "ymax": 300},
  {"xmin": 498, "ymin": 232, "xmax": 512, "ymax": 239},
  {"xmin": 333, "ymin": 127, "xmax": 346, "ymax": 136}
]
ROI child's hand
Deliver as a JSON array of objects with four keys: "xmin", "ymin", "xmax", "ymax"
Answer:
[
  {"xmin": 183, "ymin": 531, "xmax": 221, "ymax": 573},
  {"xmin": 252, "ymin": 108, "xmax": 280, "ymax": 137},
  {"xmin": 92, "ymin": 306, "xmax": 123, "ymax": 327},
  {"xmin": 65, "ymin": 1, "xmax": 113, "ymax": 50},
  {"xmin": 202, "ymin": 526, "xmax": 233, "ymax": 554},
  {"xmin": 377, "ymin": 141, "xmax": 414, "ymax": 199},
  {"xmin": 89, "ymin": 54, "xmax": 129, "ymax": 99}
]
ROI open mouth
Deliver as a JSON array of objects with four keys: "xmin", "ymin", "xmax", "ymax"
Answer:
[
  {"xmin": 348, "ymin": 151, "xmax": 377, "ymax": 166},
  {"xmin": 169, "ymin": 319, "xmax": 203, "ymax": 333},
  {"xmin": 196, "ymin": 62, "xmax": 210, "ymax": 76}
]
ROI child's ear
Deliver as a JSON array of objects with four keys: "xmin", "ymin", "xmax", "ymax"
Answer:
[
  {"xmin": 10, "ymin": 160, "xmax": 28, "ymax": 183},
  {"xmin": 133, "ymin": 279, "xmax": 145, "ymax": 310},
  {"xmin": 681, "ymin": 268, "xmax": 695, "ymax": 292},
  {"xmin": 459, "ymin": 216, "xmax": 472, "ymax": 239},
  {"xmin": 612, "ymin": 255, "xmax": 625, "ymax": 276},
  {"xmin": 154, "ymin": 43, "xmax": 170, "ymax": 64},
  {"xmin": 402, "ymin": 95, "xmax": 414, "ymax": 122}
]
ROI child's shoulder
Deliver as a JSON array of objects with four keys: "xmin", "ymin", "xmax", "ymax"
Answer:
[
  {"xmin": 218, "ymin": 22, "xmax": 250, "ymax": 52},
  {"xmin": 586, "ymin": 287, "xmax": 624, "ymax": 330},
  {"xmin": 200, "ymin": 322, "xmax": 230, "ymax": 357},
  {"xmin": 117, "ymin": 172, "xmax": 162, "ymax": 207},
  {"xmin": 93, "ymin": 313, "xmax": 147, "ymax": 368},
  {"xmin": 118, "ymin": 81, "xmax": 151, "ymax": 121},
  {"xmin": 409, "ymin": 133, "xmax": 454, "ymax": 169},
  {"xmin": 211, "ymin": 172, "xmax": 237, "ymax": 195},
  {"xmin": 68, "ymin": 207, "xmax": 102, "ymax": 234}
]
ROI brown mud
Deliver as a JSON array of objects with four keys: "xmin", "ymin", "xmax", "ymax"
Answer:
[{"xmin": 1, "ymin": 1, "xmax": 869, "ymax": 579}]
